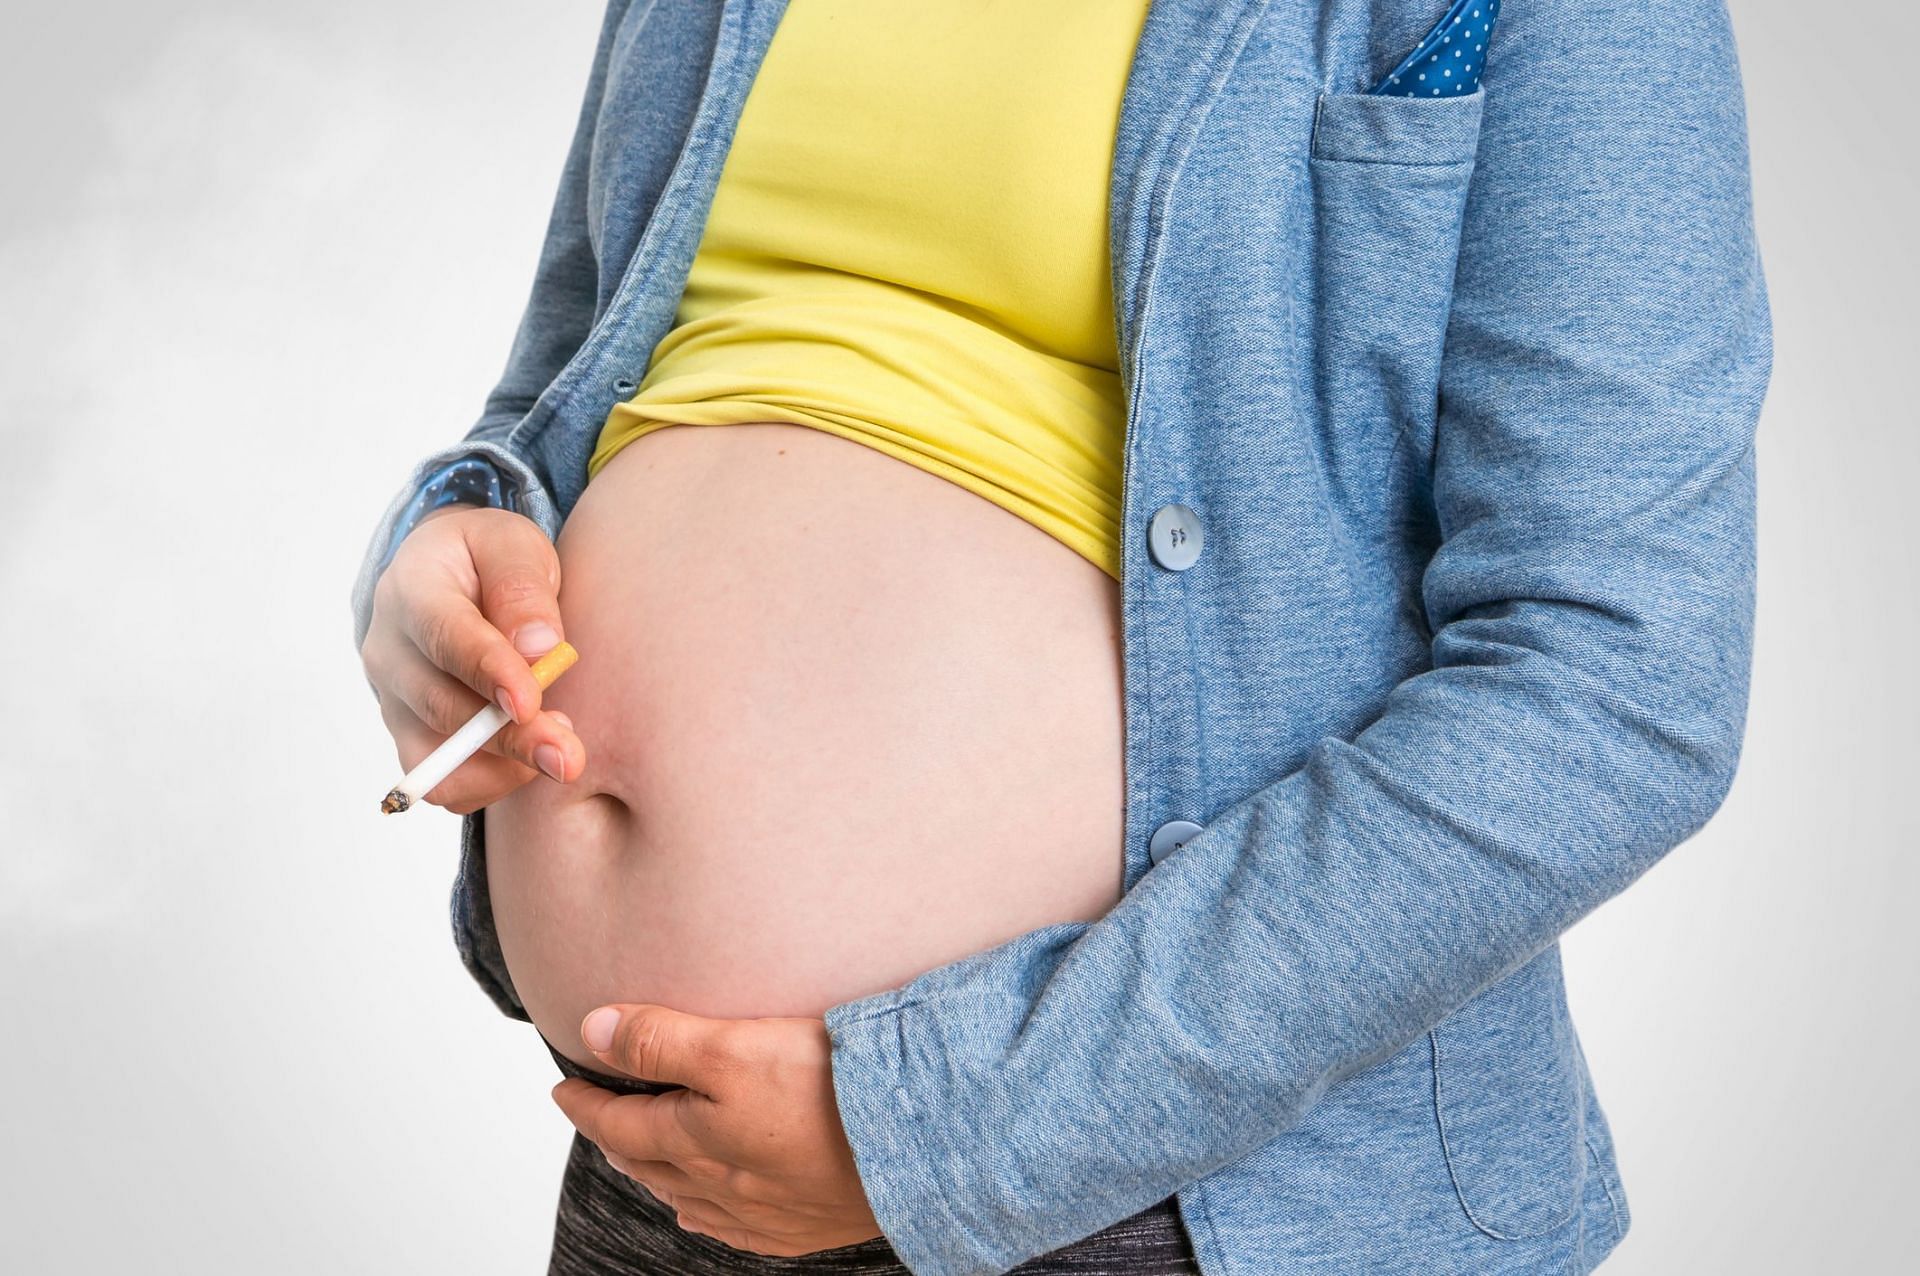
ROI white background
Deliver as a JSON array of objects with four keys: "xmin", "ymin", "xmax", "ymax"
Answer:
[{"xmin": 2, "ymin": 2, "xmax": 1911, "ymax": 1271}]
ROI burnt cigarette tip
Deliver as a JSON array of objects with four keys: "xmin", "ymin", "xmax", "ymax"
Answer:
[{"xmin": 380, "ymin": 789, "xmax": 412, "ymax": 816}]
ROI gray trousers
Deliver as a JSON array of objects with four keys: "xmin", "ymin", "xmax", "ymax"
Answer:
[{"xmin": 542, "ymin": 1037, "xmax": 1201, "ymax": 1275}]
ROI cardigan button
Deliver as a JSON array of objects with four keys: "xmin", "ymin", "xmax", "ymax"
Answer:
[
  {"xmin": 1148, "ymin": 504, "xmax": 1204, "ymax": 571},
  {"xmin": 1149, "ymin": 819, "xmax": 1205, "ymax": 866}
]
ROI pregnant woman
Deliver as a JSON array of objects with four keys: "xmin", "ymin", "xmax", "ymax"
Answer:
[{"xmin": 354, "ymin": 2, "xmax": 1769, "ymax": 1274}]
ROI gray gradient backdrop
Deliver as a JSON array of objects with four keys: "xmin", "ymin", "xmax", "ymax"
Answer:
[{"xmin": 1, "ymin": 2, "xmax": 1911, "ymax": 1271}]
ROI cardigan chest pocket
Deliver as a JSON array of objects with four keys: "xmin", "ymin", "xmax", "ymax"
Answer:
[
  {"xmin": 1305, "ymin": 90, "xmax": 1484, "ymax": 514},
  {"xmin": 1430, "ymin": 946, "xmax": 1588, "ymax": 1240},
  {"xmin": 1309, "ymin": 89, "xmax": 1484, "ymax": 166}
]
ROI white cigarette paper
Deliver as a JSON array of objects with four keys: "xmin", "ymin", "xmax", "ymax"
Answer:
[{"xmin": 380, "ymin": 641, "xmax": 579, "ymax": 814}]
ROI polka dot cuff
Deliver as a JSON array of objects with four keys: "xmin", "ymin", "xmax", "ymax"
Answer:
[{"xmin": 375, "ymin": 455, "xmax": 524, "ymax": 576}]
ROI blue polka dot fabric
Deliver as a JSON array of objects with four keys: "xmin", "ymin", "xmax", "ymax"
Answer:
[
  {"xmin": 1370, "ymin": 0, "xmax": 1500, "ymax": 96},
  {"xmin": 376, "ymin": 455, "xmax": 522, "ymax": 575}
]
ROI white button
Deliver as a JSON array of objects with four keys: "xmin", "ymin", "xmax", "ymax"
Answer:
[
  {"xmin": 1149, "ymin": 504, "xmax": 1204, "ymax": 571},
  {"xmin": 1149, "ymin": 819, "xmax": 1205, "ymax": 865}
]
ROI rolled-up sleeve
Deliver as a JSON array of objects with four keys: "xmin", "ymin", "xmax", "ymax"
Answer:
[{"xmin": 349, "ymin": 0, "xmax": 633, "ymax": 652}]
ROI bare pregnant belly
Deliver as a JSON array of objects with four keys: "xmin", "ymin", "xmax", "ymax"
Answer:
[{"xmin": 483, "ymin": 422, "xmax": 1127, "ymax": 1073}]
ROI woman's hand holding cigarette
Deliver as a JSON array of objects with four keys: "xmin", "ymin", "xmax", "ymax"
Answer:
[{"xmin": 361, "ymin": 505, "xmax": 586, "ymax": 814}]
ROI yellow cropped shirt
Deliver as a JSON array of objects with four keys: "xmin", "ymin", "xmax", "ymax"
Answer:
[{"xmin": 587, "ymin": 0, "xmax": 1152, "ymax": 580}]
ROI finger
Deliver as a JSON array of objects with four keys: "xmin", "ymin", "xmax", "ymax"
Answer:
[
  {"xmin": 582, "ymin": 1004, "xmax": 746, "ymax": 1095},
  {"xmin": 375, "ymin": 635, "xmax": 583, "ymax": 769},
  {"xmin": 376, "ymin": 645, "xmax": 584, "ymax": 781},
  {"xmin": 605, "ymin": 1139, "xmax": 749, "ymax": 1201},
  {"xmin": 606, "ymin": 1170, "xmax": 759, "ymax": 1252},
  {"xmin": 420, "ymin": 755, "xmax": 536, "ymax": 816},
  {"xmin": 674, "ymin": 1208, "xmax": 772, "ymax": 1251},
  {"xmin": 552, "ymin": 1080, "xmax": 705, "ymax": 1167},
  {"xmin": 552, "ymin": 1078, "xmax": 623, "ymax": 1148},
  {"xmin": 381, "ymin": 697, "xmax": 537, "ymax": 813},
  {"xmin": 499, "ymin": 712, "xmax": 586, "ymax": 785},
  {"xmin": 393, "ymin": 580, "xmax": 544, "ymax": 726},
  {"xmin": 375, "ymin": 631, "xmax": 490, "ymax": 735},
  {"xmin": 466, "ymin": 512, "xmax": 566, "ymax": 667},
  {"xmin": 679, "ymin": 1216, "xmax": 811, "ymax": 1259},
  {"xmin": 601, "ymin": 1150, "xmax": 747, "ymax": 1224}
]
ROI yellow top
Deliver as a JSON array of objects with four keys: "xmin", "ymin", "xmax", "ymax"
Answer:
[{"xmin": 587, "ymin": 0, "xmax": 1152, "ymax": 580}]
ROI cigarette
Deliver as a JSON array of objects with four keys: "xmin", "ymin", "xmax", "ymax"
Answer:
[{"xmin": 380, "ymin": 641, "xmax": 580, "ymax": 815}]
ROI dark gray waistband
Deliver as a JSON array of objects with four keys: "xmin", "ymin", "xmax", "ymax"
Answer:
[{"xmin": 543, "ymin": 1032, "xmax": 684, "ymax": 1095}]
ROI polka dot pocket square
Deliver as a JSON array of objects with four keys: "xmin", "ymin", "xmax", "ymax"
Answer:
[{"xmin": 1371, "ymin": 0, "xmax": 1500, "ymax": 96}]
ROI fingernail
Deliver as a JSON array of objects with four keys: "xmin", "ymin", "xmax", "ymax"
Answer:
[
  {"xmin": 549, "ymin": 711, "xmax": 575, "ymax": 731},
  {"xmin": 496, "ymin": 688, "xmax": 517, "ymax": 723},
  {"xmin": 583, "ymin": 1007, "xmax": 619, "ymax": 1052},
  {"xmin": 514, "ymin": 622, "xmax": 560, "ymax": 659},
  {"xmin": 534, "ymin": 744, "xmax": 565, "ymax": 782}
]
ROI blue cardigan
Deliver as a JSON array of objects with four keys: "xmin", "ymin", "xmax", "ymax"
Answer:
[{"xmin": 350, "ymin": 2, "xmax": 1770, "ymax": 1272}]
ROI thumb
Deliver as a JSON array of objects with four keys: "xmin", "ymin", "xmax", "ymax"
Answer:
[
  {"xmin": 583, "ymin": 1004, "xmax": 737, "ymax": 1093},
  {"xmin": 467, "ymin": 511, "xmax": 565, "ymax": 677}
]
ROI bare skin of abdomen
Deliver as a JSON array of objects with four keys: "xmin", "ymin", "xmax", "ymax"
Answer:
[{"xmin": 483, "ymin": 422, "xmax": 1127, "ymax": 1074}]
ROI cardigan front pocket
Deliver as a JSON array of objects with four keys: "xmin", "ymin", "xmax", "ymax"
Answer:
[{"xmin": 1431, "ymin": 946, "xmax": 1588, "ymax": 1240}]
